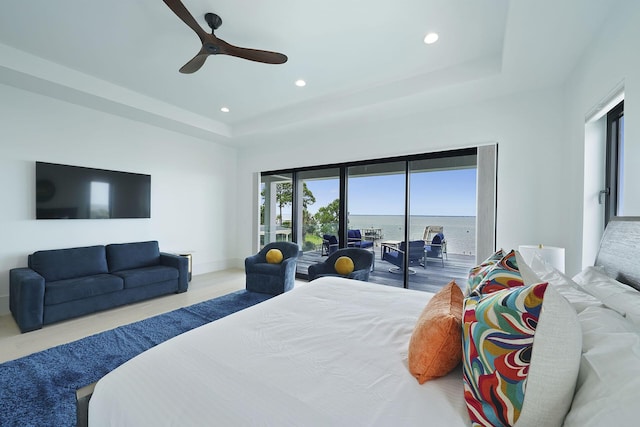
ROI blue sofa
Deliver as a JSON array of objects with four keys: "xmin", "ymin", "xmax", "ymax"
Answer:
[{"xmin": 9, "ymin": 241, "xmax": 188, "ymax": 333}]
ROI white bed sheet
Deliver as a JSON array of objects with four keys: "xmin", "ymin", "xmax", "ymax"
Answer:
[{"xmin": 89, "ymin": 277, "xmax": 469, "ymax": 426}]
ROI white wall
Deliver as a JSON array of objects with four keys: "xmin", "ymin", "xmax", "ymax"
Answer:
[
  {"xmin": 0, "ymin": 84, "xmax": 238, "ymax": 315},
  {"xmin": 236, "ymin": 86, "xmax": 577, "ymax": 272},
  {"xmin": 564, "ymin": 1, "xmax": 640, "ymax": 267},
  {"xmin": 236, "ymin": 1, "xmax": 640, "ymax": 279}
]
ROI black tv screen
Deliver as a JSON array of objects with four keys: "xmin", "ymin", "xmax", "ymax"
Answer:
[{"xmin": 36, "ymin": 162, "xmax": 151, "ymax": 219}]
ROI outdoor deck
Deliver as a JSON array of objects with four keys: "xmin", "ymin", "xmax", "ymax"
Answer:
[{"xmin": 297, "ymin": 248, "xmax": 476, "ymax": 294}]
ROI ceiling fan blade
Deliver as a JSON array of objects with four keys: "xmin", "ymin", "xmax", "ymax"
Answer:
[
  {"xmin": 162, "ymin": 0, "xmax": 208, "ymax": 41},
  {"xmin": 217, "ymin": 39, "xmax": 288, "ymax": 64},
  {"xmin": 179, "ymin": 51, "xmax": 210, "ymax": 74}
]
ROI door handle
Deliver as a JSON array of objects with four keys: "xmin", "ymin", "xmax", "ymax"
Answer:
[{"xmin": 599, "ymin": 188, "xmax": 610, "ymax": 204}]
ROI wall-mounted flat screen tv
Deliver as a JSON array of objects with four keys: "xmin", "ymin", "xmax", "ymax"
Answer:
[{"xmin": 36, "ymin": 161, "xmax": 151, "ymax": 219}]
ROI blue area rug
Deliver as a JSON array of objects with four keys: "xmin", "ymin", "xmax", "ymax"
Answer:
[{"xmin": 0, "ymin": 290, "xmax": 272, "ymax": 427}]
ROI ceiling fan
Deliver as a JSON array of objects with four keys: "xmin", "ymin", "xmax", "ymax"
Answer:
[{"xmin": 162, "ymin": 0, "xmax": 288, "ymax": 74}]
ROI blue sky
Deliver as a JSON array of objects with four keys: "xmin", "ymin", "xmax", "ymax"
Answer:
[{"xmin": 304, "ymin": 168, "xmax": 477, "ymax": 216}]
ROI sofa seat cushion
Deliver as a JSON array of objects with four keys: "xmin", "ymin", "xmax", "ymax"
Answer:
[
  {"xmin": 107, "ymin": 241, "xmax": 160, "ymax": 273},
  {"xmin": 113, "ymin": 265, "xmax": 179, "ymax": 289},
  {"xmin": 30, "ymin": 245, "xmax": 108, "ymax": 282},
  {"xmin": 44, "ymin": 274, "xmax": 124, "ymax": 306}
]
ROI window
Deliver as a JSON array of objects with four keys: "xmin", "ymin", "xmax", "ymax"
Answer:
[
  {"xmin": 605, "ymin": 100, "xmax": 624, "ymax": 226},
  {"xmin": 90, "ymin": 181, "xmax": 110, "ymax": 219},
  {"xmin": 259, "ymin": 173, "xmax": 293, "ymax": 246},
  {"xmin": 259, "ymin": 146, "xmax": 497, "ymax": 291}
]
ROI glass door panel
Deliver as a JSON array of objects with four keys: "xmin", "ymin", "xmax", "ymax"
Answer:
[
  {"xmin": 348, "ymin": 162, "xmax": 407, "ymax": 288},
  {"xmin": 408, "ymin": 155, "xmax": 477, "ymax": 291},
  {"xmin": 260, "ymin": 173, "xmax": 293, "ymax": 248},
  {"xmin": 295, "ymin": 168, "xmax": 341, "ymax": 276}
]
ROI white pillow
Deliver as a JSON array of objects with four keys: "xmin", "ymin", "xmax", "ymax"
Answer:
[
  {"xmin": 563, "ymin": 305, "xmax": 640, "ymax": 426},
  {"xmin": 572, "ymin": 266, "xmax": 640, "ymax": 326},
  {"xmin": 530, "ymin": 256, "xmax": 603, "ymax": 314},
  {"xmin": 514, "ymin": 250, "xmax": 541, "ymax": 286},
  {"xmin": 516, "ymin": 284, "xmax": 582, "ymax": 427}
]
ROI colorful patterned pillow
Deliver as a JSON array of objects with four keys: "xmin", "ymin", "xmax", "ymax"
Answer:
[
  {"xmin": 462, "ymin": 283, "xmax": 581, "ymax": 427},
  {"xmin": 470, "ymin": 250, "xmax": 524, "ymax": 297},
  {"xmin": 467, "ymin": 249, "xmax": 505, "ymax": 295}
]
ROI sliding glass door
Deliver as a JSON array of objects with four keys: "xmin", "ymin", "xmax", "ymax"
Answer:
[
  {"xmin": 259, "ymin": 146, "xmax": 493, "ymax": 292},
  {"xmin": 408, "ymin": 156, "xmax": 477, "ymax": 292},
  {"xmin": 260, "ymin": 173, "xmax": 293, "ymax": 247},
  {"xmin": 348, "ymin": 162, "xmax": 407, "ymax": 287},
  {"xmin": 295, "ymin": 168, "xmax": 340, "ymax": 275}
]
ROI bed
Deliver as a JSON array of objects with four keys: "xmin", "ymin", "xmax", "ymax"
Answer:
[{"xmin": 88, "ymin": 217, "xmax": 640, "ymax": 426}]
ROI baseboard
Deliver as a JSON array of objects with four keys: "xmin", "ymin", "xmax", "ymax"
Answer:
[
  {"xmin": 193, "ymin": 258, "xmax": 244, "ymax": 276},
  {"xmin": 0, "ymin": 294, "xmax": 9, "ymax": 316}
]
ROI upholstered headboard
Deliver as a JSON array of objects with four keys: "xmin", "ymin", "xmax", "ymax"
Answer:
[{"xmin": 594, "ymin": 216, "xmax": 640, "ymax": 291}]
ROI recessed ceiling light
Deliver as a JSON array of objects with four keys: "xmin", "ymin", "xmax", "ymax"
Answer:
[
  {"xmin": 220, "ymin": 107, "xmax": 230, "ymax": 113},
  {"xmin": 424, "ymin": 32, "xmax": 439, "ymax": 44},
  {"xmin": 295, "ymin": 79, "xmax": 306, "ymax": 87}
]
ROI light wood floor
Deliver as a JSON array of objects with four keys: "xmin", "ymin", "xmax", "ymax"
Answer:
[{"xmin": 0, "ymin": 269, "xmax": 272, "ymax": 364}]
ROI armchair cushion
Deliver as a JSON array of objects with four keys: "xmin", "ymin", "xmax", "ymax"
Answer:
[
  {"xmin": 334, "ymin": 256, "xmax": 355, "ymax": 275},
  {"xmin": 247, "ymin": 263, "xmax": 284, "ymax": 276},
  {"xmin": 266, "ymin": 248, "xmax": 283, "ymax": 264},
  {"xmin": 347, "ymin": 229, "xmax": 374, "ymax": 249}
]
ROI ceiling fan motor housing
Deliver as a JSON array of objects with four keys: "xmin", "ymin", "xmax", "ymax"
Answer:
[{"xmin": 204, "ymin": 13, "xmax": 222, "ymax": 30}]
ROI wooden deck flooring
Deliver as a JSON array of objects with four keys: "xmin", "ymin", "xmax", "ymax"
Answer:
[{"xmin": 297, "ymin": 249, "xmax": 476, "ymax": 294}]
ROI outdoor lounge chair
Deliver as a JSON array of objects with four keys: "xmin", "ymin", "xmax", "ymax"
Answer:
[
  {"xmin": 308, "ymin": 248, "xmax": 374, "ymax": 282},
  {"xmin": 423, "ymin": 226, "xmax": 447, "ymax": 260},
  {"xmin": 424, "ymin": 232, "xmax": 445, "ymax": 267},
  {"xmin": 381, "ymin": 240, "xmax": 424, "ymax": 274},
  {"xmin": 322, "ymin": 234, "xmax": 339, "ymax": 256},
  {"xmin": 347, "ymin": 229, "xmax": 374, "ymax": 249}
]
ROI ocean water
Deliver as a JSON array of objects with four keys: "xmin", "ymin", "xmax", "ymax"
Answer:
[{"xmin": 349, "ymin": 215, "xmax": 476, "ymax": 255}]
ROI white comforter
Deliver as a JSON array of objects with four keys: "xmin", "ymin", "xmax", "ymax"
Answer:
[{"xmin": 89, "ymin": 277, "xmax": 469, "ymax": 426}]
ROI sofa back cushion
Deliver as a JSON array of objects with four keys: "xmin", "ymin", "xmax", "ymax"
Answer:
[
  {"xmin": 106, "ymin": 241, "xmax": 160, "ymax": 272},
  {"xmin": 29, "ymin": 245, "xmax": 108, "ymax": 282}
]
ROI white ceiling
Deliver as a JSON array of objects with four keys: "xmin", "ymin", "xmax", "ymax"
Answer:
[{"xmin": 0, "ymin": 0, "xmax": 619, "ymax": 145}]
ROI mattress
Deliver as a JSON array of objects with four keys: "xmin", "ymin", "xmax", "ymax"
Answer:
[{"xmin": 89, "ymin": 277, "xmax": 469, "ymax": 426}]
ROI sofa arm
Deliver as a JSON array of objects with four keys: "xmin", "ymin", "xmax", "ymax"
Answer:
[
  {"xmin": 244, "ymin": 253, "xmax": 262, "ymax": 272},
  {"xmin": 281, "ymin": 256, "xmax": 297, "ymax": 273},
  {"xmin": 10, "ymin": 268, "xmax": 46, "ymax": 332},
  {"xmin": 347, "ymin": 268, "xmax": 370, "ymax": 282},
  {"xmin": 160, "ymin": 253, "xmax": 189, "ymax": 293},
  {"xmin": 308, "ymin": 262, "xmax": 333, "ymax": 281}
]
